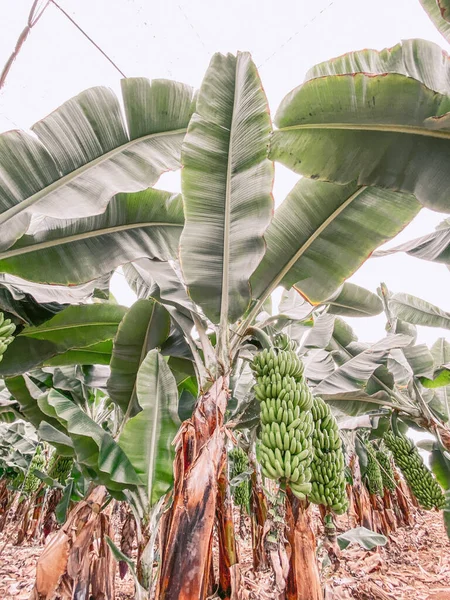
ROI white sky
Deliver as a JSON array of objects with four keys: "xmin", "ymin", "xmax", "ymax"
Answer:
[{"xmin": 0, "ymin": 0, "xmax": 449, "ymax": 347}]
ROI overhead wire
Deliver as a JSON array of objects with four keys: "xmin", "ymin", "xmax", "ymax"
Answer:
[
  {"xmin": 50, "ymin": 1, "xmax": 127, "ymax": 78},
  {"xmin": 258, "ymin": 1, "xmax": 335, "ymax": 68}
]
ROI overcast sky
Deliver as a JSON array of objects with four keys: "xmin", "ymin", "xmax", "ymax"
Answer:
[{"xmin": 0, "ymin": 0, "xmax": 449, "ymax": 347}]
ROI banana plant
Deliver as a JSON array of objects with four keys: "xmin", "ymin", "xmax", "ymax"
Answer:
[{"xmin": 0, "ymin": 29, "xmax": 449, "ymax": 600}]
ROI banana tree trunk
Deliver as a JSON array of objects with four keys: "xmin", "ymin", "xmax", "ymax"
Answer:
[
  {"xmin": 382, "ymin": 489, "xmax": 397, "ymax": 533},
  {"xmin": 394, "ymin": 470, "xmax": 414, "ymax": 526},
  {"xmin": 349, "ymin": 455, "xmax": 372, "ymax": 529},
  {"xmin": 156, "ymin": 377, "xmax": 228, "ymax": 600},
  {"xmin": 285, "ymin": 491, "xmax": 323, "ymax": 600},
  {"xmin": 217, "ymin": 460, "xmax": 240, "ymax": 599},
  {"xmin": 250, "ymin": 469, "xmax": 268, "ymax": 570},
  {"xmin": 30, "ymin": 486, "xmax": 115, "ymax": 600}
]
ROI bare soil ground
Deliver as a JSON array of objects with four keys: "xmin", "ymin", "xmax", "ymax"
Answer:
[{"xmin": 0, "ymin": 508, "xmax": 449, "ymax": 599}]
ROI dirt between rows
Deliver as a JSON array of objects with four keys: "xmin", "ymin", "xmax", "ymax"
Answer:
[{"xmin": 0, "ymin": 506, "xmax": 449, "ymax": 599}]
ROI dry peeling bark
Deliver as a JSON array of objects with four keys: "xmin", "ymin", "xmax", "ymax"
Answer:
[
  {"xmin": 250, "ymin": 469, "xmax": 268, "ymax": 571},
  {"xmin": 285, "ymin": 492, "xmax": 323, "ymax": 600},
  {"xmin": 217, "ymin": 462, "xmax": 241, "ymax": 599},
  {"xmin": 156, "ymin": 377, "xmax": 229, "ymax": 600},
  {"xmin": 29, "ymin": 486, "xmax": 116, "ymax": 599}
]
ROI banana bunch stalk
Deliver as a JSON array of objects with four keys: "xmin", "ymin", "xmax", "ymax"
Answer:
[
  {"xmin": 251, "ymin": 344, "xmax": 314, "ymax": 500},
  {"xmin": 376, "ymin": 450, "xmax": 396, "ymax": 492},
  {"xmin": 0, "ymin": 312, "xmax": 16, "ymax": 362},
  {"xmin": 23, "ymin": 446, "xmax": 45, "ymax": 495},
  {"xmin": 309, "ymin": 397, "xmax": 348, "ymax": 515},
  {"xmin": 365, "ymin": 442, "xmax": 383, "ymax": 497},
  {"xmin": 229, "ymin": 447, "xmax": 250, "ymax": 510},
  {"xmin": 47, "ymin": 454, "xmax": 73, "ymax": 485},
  {"xmin": 384, "ymin": 431, "xmax": 445, "ymax": 510}
]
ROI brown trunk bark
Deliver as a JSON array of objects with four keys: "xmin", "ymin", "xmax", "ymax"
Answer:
[
  {"xmin": 346, "ymin": 483, "xmax": 358, "ymax": 529},
  {"xmin": 30, "ymin": 486, "xmax": 115, "ymax": 600},
  {"xmin": 285, "ymin": 491, "xmax": 323, "ymax": 600},
  {"xmin": 349, "ymin": 455, "xmax": 372, "ymax": 530},
  {"xmin": 394, "ymin": 471, "xmax": 414, "ymax": 527},
  {"xmin": 250, "ymin": 469, "xmax": 268, "ymax": 570},
  {"xmin": 382, "ymin": 489, "xmax": 397, "ymax": 533},
  {"xmin": 156, "ymin": 378, "xmax": 228, "ymax": 600},
  {"xmin": 217, "ymin": 460, "xmax": 240, "ymax": 599}
]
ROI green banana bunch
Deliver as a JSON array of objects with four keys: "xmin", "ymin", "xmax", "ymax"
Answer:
[
  {"xmin": 365, "ymin": 441, "xmax": 383, "ymax": 496},
  {"xmin": 47, "ymin": 454, "xmax": 73, "ymax": 485},
  {"xmin": 0, "ymin": 312, "xmax": 16, "ymax": 362},
  {"xmin": 274, "ymin": 333, "xmax": 298, "ymax": 352},
  {"xmin": 376, "ymin": 450, "xmax": 396, "ymax": 492},
  {"xmin": 251, "ymin": 344, "xmax": 314, "ymax": 500},
  {"xmin": 384, "ymin": 431, "xmax": 445, "ymax": 510},
  {"xmin": 23, "ymin": 446, "xmax": 45, "ymax": 495},
  {"xmin": 309, "ymin": 397, "xmax": 348, "ymax": 515},
  {"xmin": 229, "ymin": 447, "xmax": 250, "ymax": 509}
]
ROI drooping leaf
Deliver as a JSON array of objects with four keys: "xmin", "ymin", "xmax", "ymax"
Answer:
[
  {"xmin": 0, "ymin": 190, "xmax": 184, "ymax": 285},
  {"xmin": 250, "ymin": 179, "xmax": 419, "ymax": 306},
  {"xmin": 402, "ymin": 344, "xmax": 435, "ymax": 378},
  {"xmin": 42, "ymin": 341, "xmax": 114, "ymax": 367},
  {"xmin": 420, "ymin": 368, "xmax": 450, "ymax": 388},
  {"xmin": 305, "ymin": 39, "xmax": 450, "ymax": 94},
  {"xmin": 271, "ymin": 68, "xmax": 450, "ymax": 212},
  {"xmin": 315, "ymin": 335, "xmax": 412, "ymax": 395},
  {"xmin": 119, "ymin": 350, "xmax": 180, "ymax": 504},
  {"xmin": 0, "ymin": 79, "xmax": 194, "ymax": 249},
  {"xmin": 180, "ymin": 51, "xmax": 274, "ymax": 325},
  {"xmin": 319, "ymin": 391, "xmax": 392, "ymax": 417},
  {"xmin": 373, "ymin": 218, "xmax": 450, "ymax": 266},
  {"xmin": 302, "ymin": 314, "xmax": 336, "ymax": 349},
  {"xmin": 56, "ymin": 479, "xmax": 74, "ymax": 524},
  {"xmin": 5, "ymin": 374, "xmax": 63, "ymax": 431},
  {"xmin": 324, "ymin": 283, "xmax": 383, "ymax": 317},
  {"xmin": 431, "ymin": 337, "xmax": 450, "ymax": 367},
  {"xmin": 0, "ymin": 304, "xmax": 126, "ymax": 376},
  {"xmin": 390, "ymin": 293, "xmax": 450, "ymax": 330},
  {"xmin": 44, "ymin": 389, "xmax": 141, "ymax": 492},
  {"xmin": 419, "ymin": 0, "xmax": 450, "ymax": 43},
  {"xmin": 107, "ymin": 299, "xmax": 171, "ymax": 415},
  {"xmin": 337, "ymin": 527, "xmax": 387, "ymax": 550}
]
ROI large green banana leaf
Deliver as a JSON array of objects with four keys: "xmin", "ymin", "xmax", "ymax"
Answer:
[
  {"xmin": 42, "ymin": 341, "xmax": 113, "ymax": 367},
  {"xmin": 250, "ymin": 179, "xmax": 420, "ymax": 307},
  {"xmin": 0, "ymin": 79, "xmax": 194, "ymax": 251},
  {"xmin": 180, "ymin": 52, "xmax": 274, "ymax": 327},
  {"xmin": 5, "ymin": 374, "xmax": 63, "ymax": 431},
  {"xmin": 39, "ymin": 389, "xmax": 141, "ymax": 492},
  {"xmin": 0, "ymin": 304, "xmax": 127, "ymax": 376},
  {"xmin": 119, "ymin": 350, "xmax": 180, "ymax": 504},
  {"xmin": 419, "ymin": 0, "xmax": 450, "ymax": 43},
  {"xmin": 0, "ymin": 190, "xmax": 184, "ymax": 285},
  {"xmin": 314, "ymin": 334, "xmax": 412, "ymax": 395},
  {"xmin": 271, "ymin": 47, "xmax": 450, "ymax": 212},
  {"xmin": 390, "ymin": 292, "xmax": 450, "ymax": 329},
  {"xmin": 324, "ymin": 283, "xmax": 383, "ymax": 317},
  {"xmin": 107, "ymin": 299, "xmax": 171, "ymax": 415},
  {"xmin": 305, "ymin": 39, "xmax": 450, "ymax": 94},
  {"xmin": 374, "ymin": 218, "xmax": 450, "ymax": 266}
]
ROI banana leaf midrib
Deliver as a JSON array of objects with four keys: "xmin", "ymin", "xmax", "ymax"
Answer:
[
  {"xmin": 0, "ymin": 128, "xmax": 187, "ymax": 227},
  {"xmin": 278, "ymin": 122, "xmax": 450, "ymax": 139},
  {"xmin": 0, "ymin": 221, "xmax": 183, "ymax": 260},
  {"xmin": 235, "ymin": 186, "xmax": 368, "ymax": 343},
  {"xmin": 19, "ymin": 322, "xmax": 120, "ymax": 335}
]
